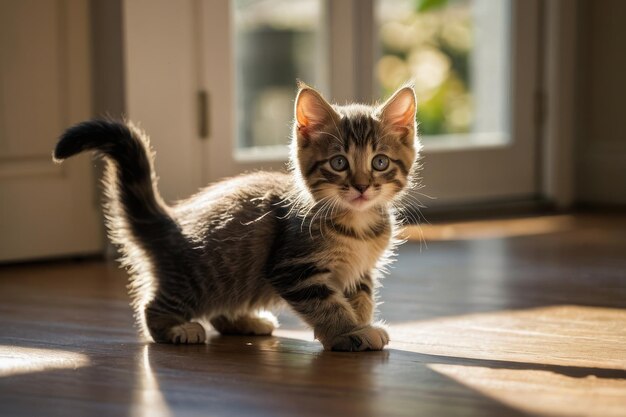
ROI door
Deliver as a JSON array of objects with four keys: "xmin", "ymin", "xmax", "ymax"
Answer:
[
  {"xmin": 202, "ymin": 0, "xmax": 540, "ymax": 207},
  {"xmin": 120, "ymin": 0, "xmax": 541, "ymax": 210},
  {"xmin": 0, "ymin": 0, "xmax": 103, "ymax": 262}
]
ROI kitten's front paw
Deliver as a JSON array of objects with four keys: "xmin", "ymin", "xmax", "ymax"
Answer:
[
  {"xmin": 169, "ymin": 322, "xmax": 206, "ymax": 344},
  {"xmin": 326, "ymin": 325, "xmax": 389, "ymax": 352}
]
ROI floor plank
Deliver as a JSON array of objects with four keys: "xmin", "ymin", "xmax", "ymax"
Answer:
[{"xmin": 1, "ymin": 214, "xmax": 625, "ymax": 417}]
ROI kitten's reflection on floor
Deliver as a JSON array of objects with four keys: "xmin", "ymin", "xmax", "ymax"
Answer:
[
  {"xmin": 134, "ymin": 345, "xmax": 171, "ymax": 417},
  {"xmin": 138, "ymin": 334, "xmax": 389, "ymax": 417}
]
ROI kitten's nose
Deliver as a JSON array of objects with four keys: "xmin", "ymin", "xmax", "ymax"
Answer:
[{"xmin": 354, "ymin": 184, "xmax": 369, "ymax": 194}]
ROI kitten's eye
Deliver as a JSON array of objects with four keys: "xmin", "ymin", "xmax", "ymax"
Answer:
[
  {"xmin": 372, "ymin": 155, "xmax": 390, "ymax": 171},
  {"xmin": 330, "ymin": 155, "xmax": 348, "ymax": 171}
]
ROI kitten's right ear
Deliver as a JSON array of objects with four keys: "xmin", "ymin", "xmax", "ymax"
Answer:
[
  {"xmin": 295, "ymin": 85, "xmax": 338, "ymax": 143},
  {"xmin": 378, "ymin": 85, "xmax": 417, "ymax": 133}
]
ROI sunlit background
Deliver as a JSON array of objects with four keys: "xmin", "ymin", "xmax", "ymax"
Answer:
[
  {"xmin": 235, "ymin": 0, "xmax": 509, "ymax": 149},
  {"xmin": 0, "ymin": 1, "xmax": 625, "ymax": 416},
  {"xmin": 377, "ymin": 0, "xmax": 509, "ymax": 138}
]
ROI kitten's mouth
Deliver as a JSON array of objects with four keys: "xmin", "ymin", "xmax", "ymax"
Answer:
[{"xmin": 348, "ymin": 194, "xmax": 372, "ymax": 208}]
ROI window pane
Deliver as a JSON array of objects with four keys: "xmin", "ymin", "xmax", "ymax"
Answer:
[
  {"xmin": 234, "ymin": 0, "xmax": 324, "ymax": 149},
  {"xmin": 376, "ymin": 0, "xmax": 511, "ymax": 143}
]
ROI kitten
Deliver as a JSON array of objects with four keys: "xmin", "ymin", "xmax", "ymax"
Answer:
[{"xmin": 53, "ymin": 83, "xmax": 420, "ymax": 351}]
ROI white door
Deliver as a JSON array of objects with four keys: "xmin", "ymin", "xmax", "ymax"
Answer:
[
  {"xmin": 0, "ymin": 0, "xmax": 103, "ymax": 262},
  {"xmin": 122, "ymin": 0, "xmax": 206, "ymax": 203},
  {"xmin": 201, "ymin": 0, "xmax": 540, "ymax": 207}
]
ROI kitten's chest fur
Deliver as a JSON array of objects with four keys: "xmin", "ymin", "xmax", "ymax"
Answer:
[{"xmin": 324, "ymin": 215, "xmax": 392, "ymax": 291}]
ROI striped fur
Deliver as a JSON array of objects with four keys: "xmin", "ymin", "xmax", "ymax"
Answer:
[{"xmin": 52, "ymin": 84, "xmax": 420, "ymax": 351}]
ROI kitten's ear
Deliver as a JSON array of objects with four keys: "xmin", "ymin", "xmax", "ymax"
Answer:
[
  {"xmin": 378, "ymin": 86, "xmax": 417, "ymax": 132},
  {"xmin": 295, "ymin": 84, "xmax": 338, "ymax": 139}
]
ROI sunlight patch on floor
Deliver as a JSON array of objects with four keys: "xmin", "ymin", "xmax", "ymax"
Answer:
[
  {"xmin": 395, "ymin": 305, "xmax": 626, "ymax": 417},
  {"xmin": 130, "ymin": 345, "xmax": 171, "ymax": 417},
  {"xmin": 429, "ymin": 363, "xmax": 626, "ymax": 417},
  {"xmin": 389, "ymin": 305, "xmax": 626, "ymax": 370},
  {"xmin": 405, "ymin": 215, "xmax": 577, "ymax": 241},
  {"xmin": 265, "ymin": 305, "xmax": 626, "ymax": 416},
  {"xmin": 0, "ymin": 345, "xmax": 90, "ymax": 377}
]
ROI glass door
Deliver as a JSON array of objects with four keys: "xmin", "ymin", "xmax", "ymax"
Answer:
[{"xmin": 202, "ymin": 0, "xmax": 540, "ymax": 207}]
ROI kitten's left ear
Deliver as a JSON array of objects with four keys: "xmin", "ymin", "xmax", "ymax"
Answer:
[{"xmin": 378, "ymin": 86, "xmax": 417, "ymax": 132}]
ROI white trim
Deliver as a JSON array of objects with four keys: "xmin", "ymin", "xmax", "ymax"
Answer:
[
  {"xmin": 234, "ymin": 146, "xmax": 290, "ymax": 163},
  {"xmin": 327, "ymin": 0, "xmax": 375, "ymax": 102},
  {"xmin": 542, "ymin": 0, "xmax": 579, "ymax": 208},
  {"xmin": 421, "ymin": 133, "xmax": 511, "ymax": 152},
  {"xmin": 327, "ymin": 0, "xmax": 358, "ymax": 102}
]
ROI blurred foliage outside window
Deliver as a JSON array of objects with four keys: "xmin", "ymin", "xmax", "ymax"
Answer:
[{"xmin": 377, "ymin": 0, "xmax": 510, "ymax": 138}]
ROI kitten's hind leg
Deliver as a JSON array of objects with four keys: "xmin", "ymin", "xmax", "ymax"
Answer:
[
  {"xmin": 144, "ymin": 296, "xmax": 206, "ymax": 344},
  {"xmin": 210, "ymin": 312, "xmax": 277, "ymax": 336}
]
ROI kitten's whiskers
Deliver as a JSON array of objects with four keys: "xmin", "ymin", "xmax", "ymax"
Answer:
[
  {"xmin": 308, "ymin": 197, "xmax": 335, "ymax": 239},
  {"xmin": 299, "ymin": 195, "xmax": 332, "ymax": 235}
]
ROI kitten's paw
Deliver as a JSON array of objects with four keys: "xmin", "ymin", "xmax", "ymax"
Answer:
[
  {"xmin": 326, "ymin": 325, "xmax": 389, "ymax": 352},
  {"xmin": 241, "ymin": 317, "xmax": 276, "ymax": 336},
  {"xmin": 211, "ymin": 314, "xmax": 277, "ymax": 336},
  {"xmin": 169, "ymin": 322, "xmax": 206, "ymax": 344}
]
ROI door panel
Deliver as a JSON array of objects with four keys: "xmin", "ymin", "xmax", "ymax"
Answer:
[{"xmin": 0, "ymin": 0, "xmax": 102, "ymax": 261}]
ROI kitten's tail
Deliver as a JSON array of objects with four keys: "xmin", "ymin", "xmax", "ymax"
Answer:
[{"xmin": 53, "ymin": 119, "xmax": 185, "ymax": 255}]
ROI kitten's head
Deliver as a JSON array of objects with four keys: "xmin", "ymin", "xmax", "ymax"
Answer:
[{"xmin": 291, "ymin": 82, "xmax": 420, "ymax": 212}]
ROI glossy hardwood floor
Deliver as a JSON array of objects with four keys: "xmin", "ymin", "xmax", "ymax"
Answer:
[{"xmin": 1, "ymin": 214, "xmax": 625, "ymax": 417}]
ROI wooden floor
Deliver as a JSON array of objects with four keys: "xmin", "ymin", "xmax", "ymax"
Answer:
[{"xmin": 1, "ymin": 213, "xmax": 625, "ymax": 417}]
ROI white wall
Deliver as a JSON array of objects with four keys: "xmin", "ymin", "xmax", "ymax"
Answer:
[{"xmin": 576, "ymin": 0, "xmax": 626, "ymax": 205}]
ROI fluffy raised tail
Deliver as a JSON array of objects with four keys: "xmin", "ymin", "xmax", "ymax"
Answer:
[
  {"xmin": 54, "ymin": 120, "xmax": 172, "ymax": 239},
  {"xmin": 54, "ymin": 120, "xmax": 199, "ymax": 342}
]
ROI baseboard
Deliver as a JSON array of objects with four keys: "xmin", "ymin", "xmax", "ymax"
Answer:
[{"xmin": 399, "ymin": 196, "xmax": 556, "ymax": 224}]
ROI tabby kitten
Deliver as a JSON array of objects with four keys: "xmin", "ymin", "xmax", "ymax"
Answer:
[{"xmin": 53, "ymin": 83, "xmax": 419, "ymax": 351}]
